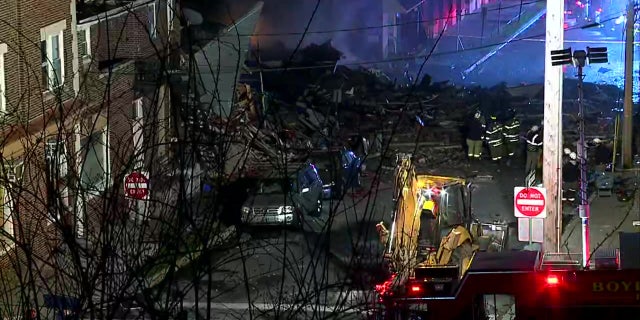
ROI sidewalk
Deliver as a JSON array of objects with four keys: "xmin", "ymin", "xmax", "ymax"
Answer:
[
  {"xmin": 426, "ymin": 0, "xmax": 546, "ymax": 81},
  {"xmin": 561, "ymin": 173, "xmax": 640, "ymax": 263}
]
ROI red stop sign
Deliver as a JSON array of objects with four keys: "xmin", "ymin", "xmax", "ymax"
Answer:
[
  {"xmin": 514, "ymin": 187, "xmax": 546, "ymax": 218},
  {"xmin": 124, "ymin": 172, "xmax": 149, "ymax": 200}
]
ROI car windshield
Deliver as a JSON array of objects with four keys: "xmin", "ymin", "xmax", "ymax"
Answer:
[{"xmin": 257, "ymin": 180, "xmax": 286, "ymax": 194}]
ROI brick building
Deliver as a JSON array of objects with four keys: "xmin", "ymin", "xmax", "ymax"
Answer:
[{"xmin": 0, "ymin": 0, "xmax": 176, "ymax": 305}]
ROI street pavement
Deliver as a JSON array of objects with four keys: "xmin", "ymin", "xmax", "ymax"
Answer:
[
  {"xmin": 561, "ymin": 170, "xmax": 640, "ymax": 263},
  {"xmin": 164, "ymin": 150, "xmax": 527, "ymax": 318},
  {"xmin": 167, "ymin": 150, "xmax": 640, "ymax": 318}
]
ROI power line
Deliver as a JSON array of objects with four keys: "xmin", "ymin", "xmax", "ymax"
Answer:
[
  {"xmin": 84, "ymin": 10, "xmax": 627, "ymax": 76},
  {"xmin": 220, "ymin": 0, "xmax": 547, "ymax": 37},
  {"xmin": 238, "ymin": 13, "xmax": 627, "ymax": 73}
]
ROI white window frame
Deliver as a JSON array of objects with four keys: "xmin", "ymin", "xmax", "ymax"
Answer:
[
  {"xmin": 77, "ymin": 26, "xmax": 91, "ymax": 63},
  {"xmin": 80, "ymin": 127, "xmax": 110, "ymax": 193},
  {"xmin": 74, "ymin": 123, "xmax": 85, "ymax": 237},
  {"xmin": 0, "ymin": 43, "xmax": 6, "ymax": 114},
  {"xmin": 41, "ymin": 20, "xmax": 67, "ymax": 91},
  {"xmin": 133, "ymin": 99, "xmax": 144, "ymax": 169},
  {"xmin": 148, "ymin": 3, "xmax": 157, "ymax": 39},
  {"xmin": 45, "ymin": 138, "xmax": 69, "ymax": 179},
  {"xmin": 1, "ymin": 163, "xmax": 18, "ymax": 244},
  {"xmin": 167, "ymin": 0, "xmax": 175, "ymax": 34}
]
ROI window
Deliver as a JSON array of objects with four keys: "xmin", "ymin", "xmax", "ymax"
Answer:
[
  {"xmin": 80, "ymin": 130, "xmax": 108, "ymax": 191},
  {"xmin": 148, "ymin": 3, "xmax": 157, "ymax": 39},
  {"xmin": 0, "ymin": 43, "xmax": 6, "ymax": 113},
  {"xmin": 132, "ymin": 99, "xmax": 144, "ymax": 169},
  {"xmin": 0, "ymin": 163, "xmax": 20, "ymax": 240},
  {"xmin": 167, "ymin": 0, "xmax": 175, "ymax": 34},
  {"xmin": 45, "ymin": 138, "xmax": 68, "ymax": 180},
  {"xmin": 77, "ymin": 28, "xmax": 90, "ymax": 60},
  {"xmin": 41, "ymin": 20, "xmax": 66, "ymax": 91}
]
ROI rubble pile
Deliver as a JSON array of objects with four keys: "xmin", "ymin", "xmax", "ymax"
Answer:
[{"xmin": 201, "ymin": 42, "xmax": 625, "ymax": 177}]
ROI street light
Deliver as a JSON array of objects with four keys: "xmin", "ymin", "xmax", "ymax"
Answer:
[{"xmin": 549, "ymin": 46, "xmax": 609, "ymax": 268}]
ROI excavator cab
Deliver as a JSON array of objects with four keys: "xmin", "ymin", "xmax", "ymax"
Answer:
[{"xmin": 377, "ymin": 153, "xmax": 504, "ymax": 290}]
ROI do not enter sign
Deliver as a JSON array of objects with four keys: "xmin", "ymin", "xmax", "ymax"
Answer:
[
  {"xmin": 514, "ymin": 187, "xmax": 546, "ymax": 218},
  {"xmin": 124, "ymin": 172, "xmax": 149, "ymax": 200}
]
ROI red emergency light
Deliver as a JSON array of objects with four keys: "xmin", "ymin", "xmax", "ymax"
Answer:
[
  {"xmin": 410, "ymin": 285, "xmax": 422, "ymax": 293},
  {"xmin": 545, "ymin": 274, "xmax": 560, "ymax": 286}
]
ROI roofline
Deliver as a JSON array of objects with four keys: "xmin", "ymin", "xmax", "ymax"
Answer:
[
  {"xmin": 78, "ymin": 0, "xmax": 155, "ymax": 27},
  {"xmin": 222, "ymin": 1, "xmax": 264, "ymax": 34}
]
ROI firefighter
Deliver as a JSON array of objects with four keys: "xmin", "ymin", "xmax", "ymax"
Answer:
[
  {"xmin": 525, "ymin": 125, "xmax": 543, "ymax": 174},
  {"xmin": 502, "ymin": 110, "xmax": 520, "ymax": 156},
  {"xmin": 485, "ymin": 114, "xmax": 504, "ymax": 161},
  {"xmin": 419, "ymin": 197, "xmax": 437, "ymax": 247},
  {"xmin": 563, "ymin": 152, "xmax": 579, "ymax": 202},
  {"xmin": 466, "ymin": 110, "xmax": 486, "ymax": 160},
  {"xmin": 593, "ymin": 138, "xmax": 612, "ymax": 172}
]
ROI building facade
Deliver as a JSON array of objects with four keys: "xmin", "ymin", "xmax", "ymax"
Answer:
[
  {"xmin": 0, "ymin": 0, "xmax": 177, "ymax": 305},
  {"xmin": 382, "ymin": 0, "xmax": 497, "ymax": 58}
]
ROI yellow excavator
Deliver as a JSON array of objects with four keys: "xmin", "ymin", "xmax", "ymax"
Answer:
[{"xmin": 376, "ymin": 153, "xmax": 505, "ymax": 286}]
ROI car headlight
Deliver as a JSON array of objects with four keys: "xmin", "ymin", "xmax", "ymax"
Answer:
[
  {"xmin": 282, "ymin": 206, "xmax": 294, "ymax": 213},
  {"xmin": 242, "ymin": 207, "xmax": 250, "ymax": 214}
]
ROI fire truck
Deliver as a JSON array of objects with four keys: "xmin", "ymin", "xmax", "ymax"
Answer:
[{"xmin": 374, "ymin": 250, "xmax": 640, "ymax": 319}]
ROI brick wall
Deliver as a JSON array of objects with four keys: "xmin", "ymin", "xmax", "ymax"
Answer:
[
  {"xmin": 0, "ymin": 0, "xmax": 77, "ymax": 272},
  {"xmin": 74, "ymin": 0, "xmax": 171, "ymax": 237},
  {"xmin": 80, "ymin": 0, "xmax": 168, "ymax": 68},
  {"xmin": 0, "ymin": 0, "xmax": 76, "ymax": 126},
  {"xmin": 0, "ymin": 0, "xmax": 171, "ymax": 279}
]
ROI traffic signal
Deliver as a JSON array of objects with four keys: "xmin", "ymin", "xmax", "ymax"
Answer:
[{"xmin": 587, "ymin": 46, "xmax": 608, "ymax": 64}]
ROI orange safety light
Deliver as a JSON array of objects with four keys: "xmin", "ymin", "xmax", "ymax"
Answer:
[
  {"xmin": 410, "ymin": 285, "xmax": 422, "ymax": 293},
  {"xmin": 545, "ymin": 274, "xmax": 560, "ymax": 286}
]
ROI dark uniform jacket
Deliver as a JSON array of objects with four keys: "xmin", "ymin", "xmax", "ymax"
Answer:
[
  {"xmin": 563, "ymin": 161, "xmax": 579, "ymax": 183},
  {"xmin": 467, "ymin": 117, "xmax": 486, "ymax": 140}
]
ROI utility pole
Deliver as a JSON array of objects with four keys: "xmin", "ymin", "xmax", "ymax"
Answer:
[
  {"xmin": 622, "ymin": 0, "xmax": 635, "ymax": 168},
  {"xmin": 497, "ymin": 1, "xmax": 502, "ymax": 34},
  {"xmin": 481, "ymin": 6, "xmax": 487, "ymax": 45},
  {"xmin": 543, "ymin": 0, "xmax": 564, "ymax": 253},
  {"xmin": 518, "ymin": 0, "xmax": 524, "ymax": 22}
]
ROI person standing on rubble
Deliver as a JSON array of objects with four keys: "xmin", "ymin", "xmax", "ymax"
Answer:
[
  {"xmin": 592, "ymin": 138, "xmax": 612, "ymax": 172},
  {"xmin": 485, "ymin": 114, "xmax": 504, "ymax": 162},
  {"xmin": 525, "ymin": 125, "xmax": 543, "ymax": 174},
  {"xmin": 466, "ymin": 110, "xmax": 486, "ymax": 160},
  {"xmin": 502, "ymin": 109, "xmax": 521, "ymax": 164},
  {"xmin": 563, "ymin": 152, "xmax": 580, "ymax": 204}
]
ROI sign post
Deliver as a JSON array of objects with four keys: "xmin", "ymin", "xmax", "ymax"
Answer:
[{"xmin": 514, "ymin": 187, "xmax": 547, "ymax": 246}]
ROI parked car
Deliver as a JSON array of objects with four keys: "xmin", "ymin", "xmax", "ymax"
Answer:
[
  {"xmin": 310, "ymin": 149, "xmax": 362, "ymax": 199},
  {"xmin": 240, "ymin": 164, "xmax": 323, "ymax": 227}
]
